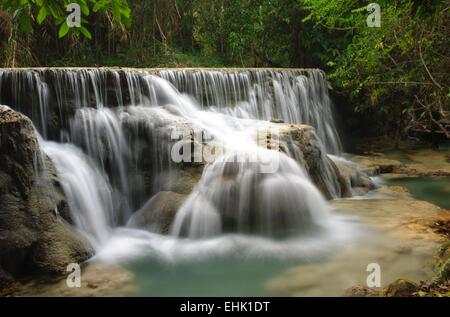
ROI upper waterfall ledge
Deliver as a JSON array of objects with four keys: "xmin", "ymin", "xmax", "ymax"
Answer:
[
  {"xmin": 0, "ymin": 67, "xmax": 325, "ymax": 72},
  {"xmin": 0, "ymin": 66, "xmax": 340, "ymax": 154}
]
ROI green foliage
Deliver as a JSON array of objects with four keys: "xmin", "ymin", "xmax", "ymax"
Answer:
[
  {"xmin": 1, "ymin": 0, "xmax": 131, "ymax": 39},
  {"xmin": 0, "ymin": 0, "xmax": 448, "ymax": 144},
  {"xmin": 303, "ymin": 0, "xmax": 449, "ymax": 140},
  {"xmin": 190, "ymin": 0, "xmax": 322, "ymax": 67}
]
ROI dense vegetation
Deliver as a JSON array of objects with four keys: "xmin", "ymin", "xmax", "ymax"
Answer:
[{"xmin": 0, "ymin": 0, "xmax": 448, "ymax": 144}]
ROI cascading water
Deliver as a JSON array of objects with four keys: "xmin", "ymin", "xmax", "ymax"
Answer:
[
  {"xmin": 159, "ymin": 69, "xmax": 341, "ymax": 154},
  {"xmin": 0, "ymin": 68, "xmax": 352, "ymax": 268},
  {"xmin": 40, "ymin": 141, "xmax": 114, "ymax": 249},
  {"xmin": 170, "ymin": 151, "xmax": 334, "ymax": 239},
  {"xmin": 0, "ymin": 69, "xmax": 341, "ymax": 151}
]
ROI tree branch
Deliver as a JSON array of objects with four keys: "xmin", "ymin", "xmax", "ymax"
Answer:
[
  {"xmin": 414, "ymin": 95, "xmax": 450, "ymax": 138},
  {"xmin": 419, "ymin": 34, "xmax": 443, "ymax": 89}
]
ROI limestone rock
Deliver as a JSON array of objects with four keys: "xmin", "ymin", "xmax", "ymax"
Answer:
[
  {"xmin": 353, "ymin": 155, "xmax": 403, "ymax": 176},
  {"xmin": 0, "ymin": 106, "xmax": 92, "ymax": 291},
  {"xmin": 330, "ymin": 156, "xmax": 376, "ymax": 196},
  {"xmin": 267, "ymin": 124, "xmax": 347, "ymax": 199},
  {"xmin": 127, "ymin": 191, "xmax": 187, "ymax": 233},
  {"xmin": 12, "ymin": 263, "xmax": 136, "ymax": 297},
  {"xmin": 381, "ymin": 279, "xmax": 418, "ymax": 297},
  {"xmin": 344, "ymin": 285, "xmax": 378, "ymax": 297},
  {"xmin": 165, "ymin": 167, "xmax": 204, "ymax": 195}
]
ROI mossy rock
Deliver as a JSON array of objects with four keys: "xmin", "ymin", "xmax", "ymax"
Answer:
[
  {"xmin": 381, "ymin": 279, "xmax": 418, "ymax": 297},
  {"xmin": 344, "ymin": 285, "xmax": 378, "ymax": 297},
  {"xmin": 127, "ymin": 191, "xmax": 187, "ymax": 234}
]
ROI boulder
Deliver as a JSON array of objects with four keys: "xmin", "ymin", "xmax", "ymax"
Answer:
[
  {"xmin": 352, "ymin": 155, "xmax": 404, "ymax": 176},
  {"xmin": 165, "ymin": 167, "xmax": 204, "ymax": 195},
  {"xmin": 127, "ymin": 191, "xmax": 187, "ymax": 233},
  {"xmin": 344, "ymin": 285, "xmax": 378, "ymax": 297},
  {"xmin": 0, "ymin": 266, "xmax": 18, "ymax": 295},
  {"xmin": 120, "ymin": 108, "xmax": 206, "ymax": 207},
  {"xmin": 267, "ymin": 124, "xmax": 347, "ymax": 199},
  {"xmin": 0, "ymin": 106, "xmax": 92, "ymax": 291},
  {"xmin": 329, "ymin": 156, "xmax": 376, "ymax": 196},
  {"xmin": 381, "ymin": 279, "xmax": 418, "ymax": 297}
]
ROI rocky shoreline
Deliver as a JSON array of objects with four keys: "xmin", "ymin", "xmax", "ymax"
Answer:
[{"xmin": 339, "ymin": 148, "xmax": 450, "ymax": 297}]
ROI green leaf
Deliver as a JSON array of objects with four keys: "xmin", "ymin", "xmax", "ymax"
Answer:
[
  {"xmin": 55, "ymin": 16, "xmax": 65, "ymax": 25},
  {"xmin": 351, "ymin": 6, "xmax": 368, "ymax": 13},
  {"xmin": 122, "ymin": 15, "xmax": 131, "ymax": 28},
  {"xmin": 111, "ymin": 1, "xmax": 122, "ymax": 23},
  {"xmin": 79, "ymin": 25, "xmax": 92, "ymax": 39},
  {"xmin": 37, "ymin": 6, "xmax": 48, "ymax": 24},
  {"xmin": 93, "ymin": 1, "xmax": 105, "ymax": 13},
  {"xmin": 58, "ymin": 22, "xmax": 70, "ymax": 38},
  {"xmin": 79, "ymin": 1, "xmax": 90, "ymax": 16},
  {"xmin": 48, "ymin": 2, "xmax": 62, "ymax": 18},
  {"xmin": 20, "ymin": 10, "xmax": 32, "ymax": 33},
  {"xmin": 119, "ymin": 6, "xmax": 131, "ymax": 19}
]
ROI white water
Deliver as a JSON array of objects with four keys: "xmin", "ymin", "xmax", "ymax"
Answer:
[
  {"xmin": 0, "ymin": 69, "xmax": 341, "ymax": 152},
  {"xmin": 41, "ymin": 141, "xmax": 113, "ymax": 249},
  {"xmin": 159, "ymin": 70, "xmax": 341, "ymax": 154},
  {"xmin": 1, "ymin": 68, "xmax": 353, "ymax": 265}
]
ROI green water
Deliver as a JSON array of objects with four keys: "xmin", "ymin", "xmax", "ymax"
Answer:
[
  {"xmin": 438, "ymin": 141, "xmax": 450, "ymax": 150},
  {"xmin": 123, "ymin": 176, "xmax": 450, "ymax": 296},
  {"xmin": 385, "ymin": 176, "xmax": 450, "ymax": 209},
  {"xmin": 127, "ymin": 256, "xmax": 305, "ymax": 296}
]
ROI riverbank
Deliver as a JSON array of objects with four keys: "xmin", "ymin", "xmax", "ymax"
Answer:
[
  {"xmin": 265, "ymin": 145, "xmax": 450, "ymax": 296},
  {"xmin": 10, "ymin": 263, "xmax": 136, "ymax": 297}
]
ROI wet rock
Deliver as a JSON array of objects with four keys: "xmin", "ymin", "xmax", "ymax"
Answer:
[
  {"xmin": 374, "ymin": 185, "xmax": 412, "ymax": 198},
  {"xmin": 330, "ymin": 156, "xmax": 375, "ymax": 196},
  {"xmin": 269, "ymin": 124, "xmax": 347, "ymax": 199},
  {"xmin": 165, "ymin": 167, "xmax": 204, "ymax": 195},
  {"xmin": 120, "ymin": 109, "xmax": 205, "ymax": 196},
  {"xmin": 381, "ymin": 279, "xmax": 418, "ymax": 297},
  {"xmin": 353, "ymin": 155, "xmax": 404, "ymax": 176},
  {"xmin": 127, "ymin": 191, "xmax": 186, "ymax": 233},
  {"xmin": 0, "ymin": 266, "xmax": 18, "ymax": 296},
  {"xmin": 382, "ymin": 173, "xmax": 411, "ymax": 180},
  {"xmin": 344, "ymin": 285, "xmax": 378, "ymax": 297},
  {"xmin": 12, "ymin": 263, "xmax": 136, "ymax": 296},
  {"xmin": 355, "ymin": 146, "xmax": 450, "ymax": 177},
  {"xmin": 434, "ymin": 258, "xmax": 450, "ymax": 285},
  {"xmin": 396, "ymin": 148, "xmax": 450, "ymax": 176},
  {"xmin": 0, "ymin": 106, "xmax": 92, "ymax": 291}
]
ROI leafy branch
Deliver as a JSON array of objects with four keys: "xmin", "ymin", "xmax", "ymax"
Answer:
[{"xmin": 1, "ymin": 0, "xmax": 131, "ymax": 39}]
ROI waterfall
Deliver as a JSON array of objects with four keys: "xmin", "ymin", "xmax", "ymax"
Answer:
[
  {"xmin": 40, "ymin": 141, "xmax": 113, "ymax": 249},
  {"xmin": 170, "ymin": 151, "xmax": 333, "ymax": 238},
  {"xmin": 0, "ymin": 68, "xmax": 341, "ymax": 153},
  {"xmin": 158, "ymin": 69, "xmax": 341, "ymax": 154},
  {"xmin": 0, "ymin": 68, "xmax": 349, "ymax": 260},
  {"xmin": 70, "ymin": 107, "xmax": 132, "ymax": 221}
]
